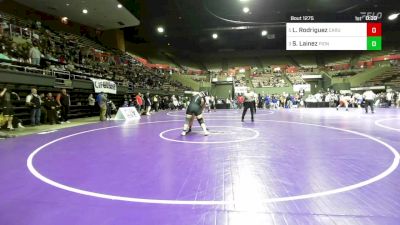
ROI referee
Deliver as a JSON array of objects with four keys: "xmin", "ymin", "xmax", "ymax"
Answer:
[
  {"xmin": 241, "ymin": 89, "xmax": 255, "ymax": 122},
  {"xmin": 363, "ymin": 90, "xmax": 376, "ymax": 114}
]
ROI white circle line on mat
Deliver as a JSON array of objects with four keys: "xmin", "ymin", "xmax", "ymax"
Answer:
[
  {"xmin": 166, "ymin": 110, "xmax": 274, "ymax": 118},
  {"xmin": 375, "ymin": 117, "xmax": 400, "ymax": 132},
  {"xmin": 159, "ymin": 126, "xmax": 259, "ymax": 144},
  {"xmin": 27, "ymin": 119, "xmax": 399, "ymax": 205}
]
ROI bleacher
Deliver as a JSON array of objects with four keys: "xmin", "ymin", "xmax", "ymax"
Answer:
[
  {"xmin": 364, "ymin": 66, "xmax": 400, "ymax": 87},
  {"xmin": 0, "ymin": 11, "xmax": 195, "ymax": 126},
  {"xmin": 358, "ymin": 51, "xmax": 393, "ymax": 62},
  {"xmin": 0, "ymin": 11, "xmax": 190, "ymax": 93},
  {"xmin": 286, "ymin": 73, "xmax": 306, "ymax": 85},
  {"xmin": 325, "ymin": 56, "xmax": 351, "ymax": 67},
  {"xmin": 251, "ymin": 73, "xmax": 288, "ymax": 88},
  {"xmin": 295, "ymin": 55, "xmax": 317, "ymax": 68}
]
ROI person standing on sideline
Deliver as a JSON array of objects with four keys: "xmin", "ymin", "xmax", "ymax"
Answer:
[
  {"xmin": 205, "ymin": 94, "xmax": 211, "ymax": 112},
  {"xmin": 106, "ymin": 94, "xmax": 115, "ymax": 120},
  {"xmin": 0, "ymin": 85, "xmax": 20, "ymax": 130},
  {"xmin": 56, "ymin": 89, "xmax": 71, "ymax": 123},
  {"xmin": 210, "ymin": 95, "xmax": 216, "ymax": 112},
  {"xmin": 144, "ymin": 93, "xmax": 152, "ymax": 115},
  {"xmin": 97, "ymin": 92, "xmax": 107, "ymax": 121},
  {"xmin": 153, "ymin": 95, "xmax": 159, "ymax": 112},
  {"xmin": 26, "ymin": 88, "xmax": 42, "ymax": 126},
  {"xmin": 242, "ymin": 89, "xmax": 255, "ymax": 122},
  {"xmin": 88, "ymin": 93, "xmax": 96, "ymax": 116},
  {"xmin": 43, "ymin": 92, "xmax": 59, "ymax": 124},
  {"xmin": 363, "ymin": 90, "xmax": 376, "ymax": 114},
  {"xmin": 135, "ymin": 93, "xmax": 143, "ymax": 113},
  {"xmin": 252, "ymin": 91, "xmax": 257, "ymax": 114}
]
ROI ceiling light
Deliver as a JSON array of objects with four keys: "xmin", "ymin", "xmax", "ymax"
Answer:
[
  {"xmin": 66, "ymin": 3, "xmax": 70, "ymax": 6},
  {"xmin": 212, "ymin": 33, "xmax": 218, "ymax": 39},
  {"xmin": 157, "ymin": 26, "xmax": 165, "ymax": 33},
  {"xmin": 388, "ymin": 13, "xmax": 399, "ymax": 20},
  {"xmin": 243, "ymin": 7, "xmax": 250, "ymax": 13},
  {"xmin": 82, "ymin": 9, "xmax": 88, "ymax": 14},
  {"xmin": 261, "ymin": 30, "xmax": 268, "ymax": 36},
  {"xmin": 117, "ymin": 4, "xmax": 122, "ymax": 8},
  {"xmin": 239, "ymin": 0, "xmax": 250, "ymax": 2}
]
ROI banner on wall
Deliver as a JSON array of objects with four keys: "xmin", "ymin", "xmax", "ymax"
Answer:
[
  {"xmin": 234, "ymin": 86, "xmax": 249, "ymax": 94},
  {"xmin": 293, "ymin": 84, "xmax": 311, "ymax": 92},
  {"xmin": 90, "ymin": 78, "xmax": 117, "ymax": 94}
]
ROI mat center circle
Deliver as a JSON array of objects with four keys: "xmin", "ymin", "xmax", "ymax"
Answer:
[{"xmin": 159, "ymin": 126, "xmax": 260, "ymax": 144}]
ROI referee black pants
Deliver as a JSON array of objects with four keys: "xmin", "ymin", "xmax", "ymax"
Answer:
[
  {"xmin": 365, "ymin": 100, "xmax": 374, "ymax": 113},
  {"xmin": 242, "ymin": 102, "xmax": 254, "ymax": 121}
]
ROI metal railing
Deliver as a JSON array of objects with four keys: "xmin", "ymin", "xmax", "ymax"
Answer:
[{"xmin": 0, "ymin": 62, "xmax": 133, "ymax": 87}]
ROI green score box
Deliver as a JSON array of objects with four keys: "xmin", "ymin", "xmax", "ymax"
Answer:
[{"xmin": 367, "ymin": 37, "xmax": 382, "ymax": 51}]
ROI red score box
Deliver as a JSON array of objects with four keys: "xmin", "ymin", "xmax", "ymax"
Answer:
[{"xmin": 367, "ymin": 23, "xmax": 382, "ymax": 36}]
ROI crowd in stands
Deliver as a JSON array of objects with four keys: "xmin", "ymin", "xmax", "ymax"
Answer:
[
  {"xmin": 251, "ymin": 72, "xmax": 288, "ymax": 88},
  {"xmin": 286, "ymin": 73, "xmax": 306, "ymax": 85},
  {"xmin": 0, "ymin": 13, "xmax": 191, "ymax": 92},
  {"xmin": 330, "ymin": 70, "xmax": 359, "ymax": 77}
]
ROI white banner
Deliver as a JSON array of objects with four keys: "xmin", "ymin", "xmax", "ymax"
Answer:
[
  {"xmin": 302, "ymin": 74, "xmax": 322, "ymax": 79},
  {"xmin": 90, "ymin": 78, "xmax": 117, "ymax": 94},
  {"xmin": 234, "ymin": 86, "xmax": 248, "ymax": 94},
  {"xmin": 114, "ymin": 107, "xmax": 140, "ymax": 121},
  {"xmin": 293, "ymin": 84, "xmax": 311, "ymax": 92}
]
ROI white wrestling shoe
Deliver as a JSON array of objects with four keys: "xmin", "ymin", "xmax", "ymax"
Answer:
[
  {"xmin": 204, "ymin": 130, "xmax": 210, "ymax": 136},
  {"xmin": 181, "ymin": 131, "xmax": 187, "ymax": 136}
]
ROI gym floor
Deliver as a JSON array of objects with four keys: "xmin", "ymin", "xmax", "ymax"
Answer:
[{"xmin": 0, "ymin": 108, "xmax": 399, "ymax": 225}]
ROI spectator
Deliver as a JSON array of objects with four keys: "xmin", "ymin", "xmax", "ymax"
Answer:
[
  {"xmin": 39, "ymin": 93, "xmax": 47, "ymax": 124},
  {"xmin": 172, "ymin": 95, "xmax": 179, "ymax": 110},
  {"xmin": 0, "ymin": 85, "xmax": 20, "ymax": 130},
  {"xmin": 56, "ymin": 89, "xmax": 71, "ymax": 123},
  {"xmin": 144, "ymin": 92, "xmax": 152, "ymax": 115},
  {"xmin": 88, "ymin": 93, "xmax": 96, "ymax": 116},
  {"xmin": 106, "ymin": 95, "xmax": 115, "ymax": 120},
  {"xmin": 29, "ymin": 42, "xmax": 41, "ymax": 66},
  {"xmin": 1, "ymin": 114, "xmax": 24, "ymax": 130},
  {"xmin": 135, "ymin": 93, "xmax": 143, "ymax": 113},
  {"xmin": 97, "ymin": 92, "xmax": 107, "ymax": 121},
  {"xmin": 386, "ymin": 91, "xmax": 393, "ymax": 107},
  {"xmin": 152, "ymin": 95, "xmax": 159, "ymax": 112},
  {"xmin": 43, "ymin": 92, "xmax": 59, "ymax": 124},
  {"xmin": 26, "ymin": 88, "xmax": 42, "ymax": 126}
]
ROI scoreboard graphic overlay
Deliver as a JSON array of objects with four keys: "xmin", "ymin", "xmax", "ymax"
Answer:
[{"xmin": 286, "ymin": 21, "xmax": 382, "ymax": 51}]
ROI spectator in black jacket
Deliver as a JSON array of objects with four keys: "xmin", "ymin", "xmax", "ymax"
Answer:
[
  {"xmin": 43, "ymin": 93, "xmax": 59, "ymax": 125},
  {"xmin": 56, "ymin": 89, "xmax": 71, "ymax": 123}
]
